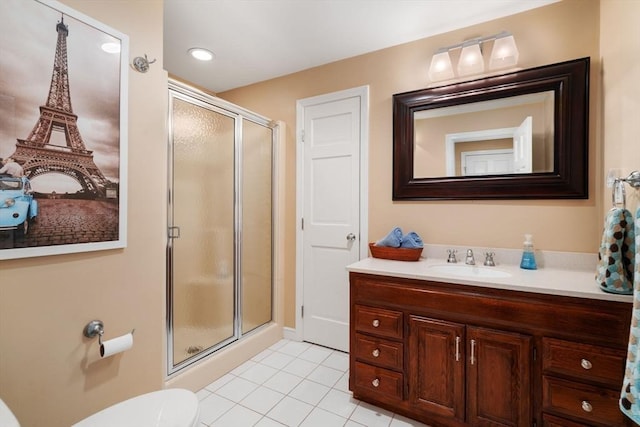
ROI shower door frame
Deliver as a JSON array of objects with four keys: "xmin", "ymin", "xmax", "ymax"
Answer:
[{"xmin": 166, "ymin": 79, "xmax": 277, "ymax": 375}]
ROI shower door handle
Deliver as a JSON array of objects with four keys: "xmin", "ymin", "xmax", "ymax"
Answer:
[{"xmin": 168, "ymin": 226, "xmax": 181, "ymax": 239}]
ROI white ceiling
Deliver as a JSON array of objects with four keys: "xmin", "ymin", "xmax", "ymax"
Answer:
[{"xmin": 163, "ymin": 0, "xmax": 557, "ymax": 93}]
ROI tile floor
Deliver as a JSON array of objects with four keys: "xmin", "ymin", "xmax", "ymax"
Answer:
[{"xmin": 196, "ymin": 338, "xmax": 429, "ymax": 427}]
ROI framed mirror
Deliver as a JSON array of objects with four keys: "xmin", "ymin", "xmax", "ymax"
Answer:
[{"xmin": 393, "ymin": 57, "xmax": 589, "ymax": 200}]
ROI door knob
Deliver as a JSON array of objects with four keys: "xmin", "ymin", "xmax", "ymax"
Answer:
[{"xmin": 346, "ymin": 233, "xmax": 356, "ymax": 241}]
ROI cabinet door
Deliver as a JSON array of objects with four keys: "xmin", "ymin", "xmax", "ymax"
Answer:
[
  {"xmin": 467, "ymin": 326, "xmax": 532, "ymax": 427},
  {"xmin": 408, "ymin": 316, "xmax": 465, "ymax": 422}
]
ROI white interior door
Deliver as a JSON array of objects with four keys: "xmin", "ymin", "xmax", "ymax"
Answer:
[
  {"xmin": 462, "ymin": 149, "xmax": 514, "ymax": 175},
  {"xmin": 513, "ymin": 116, "xmax": 533, "ymax": 173},
  {"xmin": 296, "ymin": 87, "xmax": 367, "ymax": 352}
]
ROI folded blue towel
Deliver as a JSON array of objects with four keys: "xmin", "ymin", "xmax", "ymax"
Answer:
[
  {"xmin": 596, "ymin": 207, "xmax": 635, "ymax": 294},
  {"xmin": 376, "ymin": 227, "xmax": 403, "ymax": 247},
  {"xmin": 620, "ymin": 206, "xmax": 640, "ymax": 421},
  {"xmin": 400, "ymin": 231, "xmax": 423, "ymax": 249}
]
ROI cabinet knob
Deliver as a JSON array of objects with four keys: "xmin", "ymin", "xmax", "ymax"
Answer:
[
  {"xmin": 580, "ymin": 358, "xmax": 593, "ymax": 370},
  {"xmin": 372, "ymin": 378, "xmax": 380, "ymax": 388},
  {"xmin": 372, "ymin": 319, "xmax": 380, "ymax": 327},
  {"xmin": 372, "ymin": 348, "xmax": 380, "ymax": 357},
  {"xmin": 581, "ymin": 401, "xmax": 593, "ymax": 412}
]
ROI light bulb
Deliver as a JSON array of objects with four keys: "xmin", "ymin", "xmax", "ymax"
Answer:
[
  {"xmin": 457, "ymin": 41, "xmax": 484, "ymax": 76},
  {"xmin": 489, "ymin": 34, "xmax": 519, "ymax": 70},
  {"xmin": 428, "ymin": 50, "xmax": 454, "ymax": 82}
]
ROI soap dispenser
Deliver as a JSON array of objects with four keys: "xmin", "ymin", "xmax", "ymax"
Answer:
[{"xmin": 520, "ymin": 234, "xmax": 538, "ymax": 270}]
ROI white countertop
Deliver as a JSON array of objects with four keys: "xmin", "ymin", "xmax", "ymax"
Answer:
[{"xmin": 347, "ymin": 255, "xmax": 634, "ymax": 303}]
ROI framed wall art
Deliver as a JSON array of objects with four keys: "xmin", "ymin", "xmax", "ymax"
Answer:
[{"xmin": 0, "ymin": 0, "xmax": 129, "ymax": 260}]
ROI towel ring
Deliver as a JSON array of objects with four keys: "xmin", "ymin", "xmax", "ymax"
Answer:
[{"xmin": 612, "ymin": 179, "xmax": 626, "ymax": 209}]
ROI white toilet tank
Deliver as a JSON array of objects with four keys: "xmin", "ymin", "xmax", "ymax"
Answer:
[{"xmin": 72, "ymin": 388, "xmax": 200, "ymax": 427}]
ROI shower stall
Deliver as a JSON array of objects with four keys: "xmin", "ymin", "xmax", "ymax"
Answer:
[{"xmin": 166, "ymin": 80, "xmax": 276, "ymax": 374}]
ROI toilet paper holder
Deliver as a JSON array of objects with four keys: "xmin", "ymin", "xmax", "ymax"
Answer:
[
  {"xmin": 84, "ymin": 320, "xmax": 105, "ymax": 344},
  {"xmin": 83, "ymin": 320, "xmax": 134, "ymax": 345}
]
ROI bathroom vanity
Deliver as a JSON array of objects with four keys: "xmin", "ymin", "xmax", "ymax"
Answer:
[{"xmin": 348, "ymin": 257, "xmax": 633, "ymax": 427}]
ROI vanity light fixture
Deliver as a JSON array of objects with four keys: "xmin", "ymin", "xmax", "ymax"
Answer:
[
  {"xmin": 489, "ymin": 32, "xmax": 519, "ymax": 70},
  {"xmin": 457, "ymin": 40, "xmax": 484, "ymax": 76},
  {"xmin": 428, "ymin": 31, "xmax": 519, "ymax": 82},
  {"xmin": 188, "ymin": 47, "xmax": 215, "ymax": 61},
  {"xmin": 427, "ymin": 48, "xmax": 455, "ymax": 82}
]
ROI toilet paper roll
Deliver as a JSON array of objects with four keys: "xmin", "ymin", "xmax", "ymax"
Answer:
[{"xmin": 100, "ymin": 332, "xmax": 133, "ymax": 358}]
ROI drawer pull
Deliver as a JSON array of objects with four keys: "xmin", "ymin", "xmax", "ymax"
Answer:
[
  {"xmin": 372, "ymin": 319, "xmax": 380, "ymax": 327},
  {"xmin": 372, "ymin": 378, "xmax": 380, "ymax": 387},
  {"xmin": 580, "ymin": 358, "xmax": 593, "ymax": 370},
  {"xmin": 581, "ymin": 400, "xmax": 593, "ymax": 412},
  {"xmin": 470, "ymin": 339, "xmax": 476, "ymax": 365},
  {"xmin": 372, "ymin": 348, "xmax": 380, "ymax": 357}
]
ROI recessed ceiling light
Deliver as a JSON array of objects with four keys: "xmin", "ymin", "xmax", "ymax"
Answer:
[
  {"xmin": 188, "ymin": 48, "xmax": 214, "ymax": 61},
  {"xmin": 101, "ymin": 42, "xmax": 120, "ymax": 54}
]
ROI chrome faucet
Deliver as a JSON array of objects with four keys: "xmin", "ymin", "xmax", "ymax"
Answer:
[
  {"xmin": 484, "ymin": 252, "xmax": 496, "ymax": 267},
  {"xmin": 446, "ymin": 249, "xmax": 458, "ymax": 263},
  {"xmin": 465, "ymin": 249, "xmax": 475, "ymax": 265}
]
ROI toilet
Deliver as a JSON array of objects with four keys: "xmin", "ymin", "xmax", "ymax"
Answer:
[
  {"xmin": 0, "ymin": 398, "xmax": 20, "ymax": 427},
  {"xmin": 72, "ymin": 389, "xmax": 200, "ymax": 427},
  {"xmin": 1, "ymin": 388, "xmax": 200, "ymax": 427}
]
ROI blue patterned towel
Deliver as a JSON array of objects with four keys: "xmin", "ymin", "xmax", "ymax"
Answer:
[
  {"xmin": 376, "ymin": 227, "xmax": 403, "ymax": 247},
  {"xmin": 597, "ymin": 207, "xmax": 635, "ymax": 294},
  {"xmin": 400, "ymin": 231, "xmax": 424, "ymax": 249},
  {"xmin": 620, "ymin": 207, "xmax": 640, "ymax": 421}
]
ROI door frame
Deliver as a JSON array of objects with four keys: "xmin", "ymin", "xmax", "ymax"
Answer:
[{"xmin": 292, "ymin": 85, "xmax": 369, "ymax": 342}]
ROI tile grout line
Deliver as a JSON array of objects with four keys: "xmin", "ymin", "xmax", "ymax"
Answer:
[{"xmin": 198, "ymin": 339, "xmax": 427, "ymax": 427}]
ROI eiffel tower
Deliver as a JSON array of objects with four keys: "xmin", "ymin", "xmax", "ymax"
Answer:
[{"xmin": 9, "ymin": 15, "xmax": 112, "ymax": 198}]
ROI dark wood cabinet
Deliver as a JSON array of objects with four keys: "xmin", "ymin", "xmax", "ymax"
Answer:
[
  {"xmin": 466, "ymin": 326, "xmax": 531, "ymax": 427},
  {"xmin": 407, "ymin": 317, "xmax": 531, "ymax": 426},
  {"xmin": 409, "ymin": 316, "xmax": 465, "ymax": 422},
  {"xmin": 349, "ymin": 271, "xmax": 633, "ymax": 427}
]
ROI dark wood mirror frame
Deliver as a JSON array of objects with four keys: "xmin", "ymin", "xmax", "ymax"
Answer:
[{"xmin": 393, "ymin": 57, "xmax": 589, "ymax": 200}]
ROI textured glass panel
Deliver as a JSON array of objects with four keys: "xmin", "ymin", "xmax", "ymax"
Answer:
[
  {"xmin": 171, "ymin": 98, "xmax": 235, "ymax": 364},
  {"xmin": 241, "ymin": 121, "xmax": 273, "ymax": 334}
]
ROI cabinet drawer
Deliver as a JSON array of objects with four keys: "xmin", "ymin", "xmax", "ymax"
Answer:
[
  {"xmin": 354, "ymin": 305, "xmax": 403, "ymax": 339},
  {"xmin": 542, "ymin": 376, "xmax": 627, "ymax": 426},
  {"xmin": 543, "ymin": 413, "xmax": 595, "ymax": 426},
  {"xmin": 543, "ymin": 338, "xmax": 625, "ymax": 387},
  {"xmin": 354, "ymin": 333, "xmax": 403, "ymax": 370},
  {"xmin": 353, "ymin": 361, "xmax": 403, "ymax": 401}
]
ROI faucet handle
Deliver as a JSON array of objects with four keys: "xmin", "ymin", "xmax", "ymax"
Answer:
[
  {"xmin": 446, "ymin": 249, "xmax": 458, "ymax": 263},
  {"xmin": 465, "ymin": 249, "xmax": 475, "ymax": 265},
  {"xmin": 484, "ymin": 251, "xmax": 496, "ymax": 267}
]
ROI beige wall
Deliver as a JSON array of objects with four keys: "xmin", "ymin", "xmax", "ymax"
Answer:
[
  {"xmin": 0, "ymin": 1, "xmax": 167, "ymax": 426},
  {"xmin": 601, "ymin": 0, "xmax": 640, "ymax": 215},
  {"xmin": 1, "ymin": 1, "xmax": 638, "ymax": 425},
  {"xmin": 219, "ymin": 0, "xmax": 604, "ymax": 328}
]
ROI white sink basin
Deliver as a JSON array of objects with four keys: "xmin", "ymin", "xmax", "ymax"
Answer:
[{"xmin": 429, "ymin": 264, "xmax": 512, "ymax": 279}]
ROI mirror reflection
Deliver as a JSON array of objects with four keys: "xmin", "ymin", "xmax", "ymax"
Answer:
[{"xmin": 414, "ymin": 91, "xmax": 554, "ymax": 178}]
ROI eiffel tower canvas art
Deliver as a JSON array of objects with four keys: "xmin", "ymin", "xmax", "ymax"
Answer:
[
  {"xmin": 0, "ymin": 0, "xmax": 128, "ymax": 260},
  {"xmin": 11, "ymin": 15, "xmax": 112, "ymax": 197}
]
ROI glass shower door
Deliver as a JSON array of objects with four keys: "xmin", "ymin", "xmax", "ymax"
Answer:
[
  {"xmin": 168, "ymin": 95, "xmax": 236, "ymax": 367},
  {"xmin": 241, "ymin": 120, "xmax": 273, "ymax": 334},
  {"xmin": 167, "ymin": 83, "xmax": 275, "ymax": 374}
]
